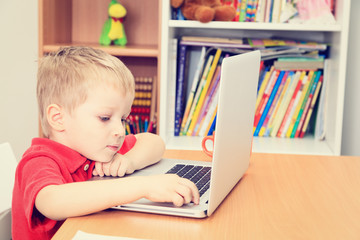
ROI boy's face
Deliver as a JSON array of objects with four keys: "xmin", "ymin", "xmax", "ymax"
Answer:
[{"xmin": 61, "ymin": 83, "xmax": 134, "ymax": 163}]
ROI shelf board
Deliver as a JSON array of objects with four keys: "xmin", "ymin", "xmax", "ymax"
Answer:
[
  {"xmin": 42, "ymin": 44, "xmax": 159, "ymax": 58},
  {"xmin": 164, "ymin": 135, "xmax": 334, "ymax": 156},
  {"xmin": 169, "ymin": 20, "xmax": 342, "ymax": 32}
]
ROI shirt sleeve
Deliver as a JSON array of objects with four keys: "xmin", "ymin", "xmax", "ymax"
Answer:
[
  {"xmin": 20, "ymin": 157, "xmax": 65, "ymax": 231},
  {"xmin": 118, "ymin": 134, "xmax": 137, "ymax": 155}
]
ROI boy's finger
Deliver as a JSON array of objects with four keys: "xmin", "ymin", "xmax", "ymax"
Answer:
[{"xmin": 94, "ymin": 162, "xmax": 104, "ymax": 177}]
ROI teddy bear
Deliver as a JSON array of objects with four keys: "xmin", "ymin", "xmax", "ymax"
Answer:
[{"xmin": 171, "ymin": 0, "xmax": 236, "ymax": 23}]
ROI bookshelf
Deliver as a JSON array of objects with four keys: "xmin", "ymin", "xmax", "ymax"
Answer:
[
  {"xmin": 38, "ymin": 0, "xmax": 161, "ymax": 134},
  {"xmin": 159, "ymin": 0, "xmax": 351, "ymax": 156}
]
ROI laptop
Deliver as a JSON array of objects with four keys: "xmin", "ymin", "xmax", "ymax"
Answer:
[{"xmin": 97, "ymin": 50, "xmax": 260, "ymax": 218}]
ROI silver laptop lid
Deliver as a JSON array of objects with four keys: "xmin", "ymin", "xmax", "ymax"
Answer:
[{"xmin": 207, "ymin": 50, "xmax": 260, "ymax": 216}]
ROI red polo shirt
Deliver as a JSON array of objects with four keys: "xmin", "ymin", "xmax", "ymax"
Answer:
[{"xmin": 12, "ymin": 135, "xmax": 136, "ymax": 240}]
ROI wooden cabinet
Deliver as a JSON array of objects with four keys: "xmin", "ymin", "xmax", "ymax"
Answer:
[
  {"xmin": 159, "ymin": 0, "xmax": 351, "ymax": 155},
  {"xmin": 38, "ymin": 0, "xmax": 161, "ymax": 133}
]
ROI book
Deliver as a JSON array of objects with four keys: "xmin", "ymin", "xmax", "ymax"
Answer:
[
  {"xmin": 259, "ymin": 70, "xmax": 289, "ymax": 137},
  {"xmin": 182, "ymin": 53, "xmax": 214, "ymax": 135},
  {"xmin": 314, "ymin": 60, "xmax": 329, "ymax": 140},
  {"xmin": 198, "ymin": 90, "xmax": 219, "ymax": 137},
  {"xmin": 274, "ymin": 60, "xmax": 324, "ymax": 70},
  {"xmin": 285, "ymin": 70, "xmax": 314, "ymax": 138},
  {"xmin": 180, "ymin": 46, "xmax": 207, "ymax": 134},
  {"xmin": 187, "ymin": 48, "xmax": 222, "ymax": 136},
  {"xmin": 289, "ymin": 70, "xmax": 316, "ymax": 138},
  {"xmin": 277, "ymin": 71, "xmax": 306, "ymax": 137},
  {"xmin": 174, "ymin": 43, "xmax": 189, "ymax": 136},
  {"xmin": 167, "ymin": 38, "xmax": 178, "ymax": 136},
  {"xmin": 299, "ymin": 75, "xmax": 323, "ymax": 138},
  {"xmin": 266, "ymin": 70, "xmax": 293, "ymax": 136},
  {"xmin": 181, "ymin": 36, "xmax": 244, "ymax": 45},
  {"xmin": 255, "ymin": 0, "xmax": 266, "ymax": 22},
  {"xmin": 271, "ymin": 0, "xmax": 282, "ymax": 23},
  {"xmin": 255, "ymin": 66, "xmax": 273, "ymax": 110},
  {"xmin": 270, "ymin": 70, "xmax": 300, "ymax": 137},
  {"xmin": 254, "ymin": 69, "xmax": 283, "ymax": 136},
  {"xmin": 239, "ymin": 0, "xmax": 248, "ymax": 22},
  {"xmin": 294, "ymin": 70, "xmax": 322, "ymax": 138},
  {"xmin": 193, "ymin": 65, "xmax": 221, "ymax": 135},
  {"xmin": 253, "ymin": 68, "xmax": 279, "ymax": 133}
]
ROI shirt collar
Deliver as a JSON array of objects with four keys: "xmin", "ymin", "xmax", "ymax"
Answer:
[{"xmin": 31, "ymin": 138, "xmax": 89, "ymax": 173}]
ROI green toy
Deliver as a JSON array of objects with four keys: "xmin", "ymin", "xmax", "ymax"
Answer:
[{"xmin": 99, "ymin": 0, "xmax": 127, "ymax": 46}]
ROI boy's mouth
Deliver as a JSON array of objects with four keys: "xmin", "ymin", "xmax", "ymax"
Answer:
[{"xmin": 107, "ymin": 145, "xmax": 120, "ymax": 152}]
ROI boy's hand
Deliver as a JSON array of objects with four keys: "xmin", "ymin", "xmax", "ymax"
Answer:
[
  {"xmin": 143, "ymin": 174, "xmax": 200, "ymax": 207},
  {"xmin": 93, "ymin": 153, "xmax": 135, "ymax": 177}
]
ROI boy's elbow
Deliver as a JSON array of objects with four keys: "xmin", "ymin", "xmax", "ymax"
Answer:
[
  {"xmin": 35, "ymin": 185, "xmax": 67, "ymax": 221},
  {"xmin": 137, "ymin": 132, "xmax": 165, "ymax": 157}
]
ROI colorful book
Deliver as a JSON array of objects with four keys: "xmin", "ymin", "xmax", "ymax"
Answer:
[
  {"xmin": 277, "ymin": 71, "xmax": 306, "ymax": 137},
  {"xmin": 253, "ymin": 68, "xmax": 278, "ymax": 133},
  {"xmin": 281, "ymin": 71, "xmax": 308, "ymax": 137},
  {"xmin": 286, "ymin": 70, "xmax": 314, "ymax": 138},
  {"xmin": 239, "ymin": 0, "xmax": 248, "ymax": 22},
  {"xmin": 266, "ymin": 71, "xmax": 293, "ymax": 136},
  {"xmin": 180, "ymin": 46, "xmax": 207, "ymax": 134},
  {"xmin": 193, "ymin": 65, "xmax": 221, "ymax": 135},
  {"xmin": 254, "ymin": 69, "xmax": 283, "ymax": 136},
  {"xmin": 270, "ymin": 71, "xmax": 299, "ymax": 137},
  {"xmin": 260, "ymin": 70, "xmax": 288, "ymax": 137},
  {"xmin": 187, "ymin": 48, "xmax": 222, "ymax": 136},
  {"xmin": 299, "ymin": 75, "xmax": 323, "ymax": 138},
  {"xmin": 294, "ymin": 71, "xmax": 322, "ymax": 138},
  {"xmin": 255, "ymin": 66, "xmax": 273, "ymax": 111},
  {"xmin": 174, "ymin": 44, "xmax": 189, "ymax": 136},
  {"xmin": 182, "ymin": 54, "xmax": 214, "ymax": 135}
]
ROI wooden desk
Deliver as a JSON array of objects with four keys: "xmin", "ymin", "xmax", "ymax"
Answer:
[{"xmin": 52, "ymin": 150, "xmax": 360, "ymax": 240}]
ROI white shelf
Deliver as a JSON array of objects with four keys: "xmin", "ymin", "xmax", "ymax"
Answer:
[
  {"xmin": 169, "ymin": 20, "xmax": 342, "ymax": 32},
  {"xmin": 160, "ymin": 0, "xmax": 351, "ymax": 156},
  {"xmin": 164, "ymin": 136, "xmax": 334, "ymax": 156}
]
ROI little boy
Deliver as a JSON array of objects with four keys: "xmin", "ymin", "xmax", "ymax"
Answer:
[{"xmin": 12, "ymin": 46, "xmax": 199, "ymax": 240}]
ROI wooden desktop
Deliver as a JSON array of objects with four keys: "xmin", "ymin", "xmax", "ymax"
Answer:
[{"xmin": 52, "ymin": 150, "xmax": 360, "ymax": 240}]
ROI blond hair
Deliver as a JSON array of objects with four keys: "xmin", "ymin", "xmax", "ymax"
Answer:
[{"xmin": 37, "ymin": 46, "xmax": 135, "ymax": 137}]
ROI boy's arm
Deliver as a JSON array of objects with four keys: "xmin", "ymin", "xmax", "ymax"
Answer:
[
  {"xmin": 35, "ymin": 173, "xmax": 199, "ymax": 221},
  {"xmin": 94, "ymin": 132, "xmax": 165, "ymax": 177}
]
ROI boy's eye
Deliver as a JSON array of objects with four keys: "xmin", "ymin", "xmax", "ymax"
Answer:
[{"xmin": 99, "ymin": 116, "xmax": 111, "ymax": 122}]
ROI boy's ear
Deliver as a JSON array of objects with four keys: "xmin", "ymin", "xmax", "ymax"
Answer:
[{"xmin": 46, "ymin": 104, "xmax": 65, "ymax": 132}]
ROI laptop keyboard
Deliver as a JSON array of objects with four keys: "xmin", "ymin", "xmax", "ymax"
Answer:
[{"xmin": 166, "ymin": 164, "xmax": 211, "ymax": 197}]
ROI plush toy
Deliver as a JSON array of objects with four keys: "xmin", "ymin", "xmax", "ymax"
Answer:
[
  {"xmin": 171, "ymin": 0, "xmax": 236, "ymax": 23},
  {"xmin": 99, "ymin": 0, "xmax": 127, "ymax": 46}
]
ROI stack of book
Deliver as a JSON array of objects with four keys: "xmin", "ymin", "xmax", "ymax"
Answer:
[
  {"xmin": 253, "ymin": 68, "xmax": 323, "ymax": 138},
  {"xmin": 172, "ymin": 36, "xmax": 327, "ymax": 138}
]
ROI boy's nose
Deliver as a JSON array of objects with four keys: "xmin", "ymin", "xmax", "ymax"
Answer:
[{"xmin": 113, "ymin": 121, "xmax": 126, "ymax": 137}]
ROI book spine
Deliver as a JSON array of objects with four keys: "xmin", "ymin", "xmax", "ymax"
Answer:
[
  {"xmin": 286, "ymin": 70, "xmax": 314, "ymax": 138},
  {"xmin": 180, "ymin": 46, "xmax": 207, "ymax": 134},
  {"xmin": 193, "ymin": 65, "xmax": 221, "ymax": 135},
  {"xmin": 295, "ymin": 71, "xmax": 321, "ymax": 138},
  {"xmin": 270, "ymin": 70, "xmax": 299, "ymax": 137},
  {"xmin": 277, "ymin": 71, "xmax": 305, "ymax": 137},
  {"xmin": 253, "ymin": 68, "xmax": 278, "ymax": 133},
  {"xmin": 187, "ymin": 48, "xmax": 222, "ymax": 136},
  {"xmin": 260, "ymin": 70, "xmax": 289, "ymax": 137},
  {"xmin": 254, "ymin": 69, "xmax": 283, "ymax": 136},
  {"xmin": 182, "ymin": 54, "xmax": 214, "ymax": 135},
  {"xmin": 174, "ymin": 44, "xmax": 188, "ymax": 136},
  {"xmin": 266, "ymin": 71, "xmax": 292, "ymax": 136},
  {"xmin": 281, "ymin": 72, "xmax": 308, "ymax": 137},
  {"xmin": 299, "ymin": 75, "xmax": 323, "ymax": 138}
]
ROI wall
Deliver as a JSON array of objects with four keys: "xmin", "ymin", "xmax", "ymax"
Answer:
[
  {"xmin": 0, "ymin": 0, "xmax": 38, "ymax": 160},
  {"xmin": 341, "ymin": 1, "xmax": 360, "ymax": 156}
]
